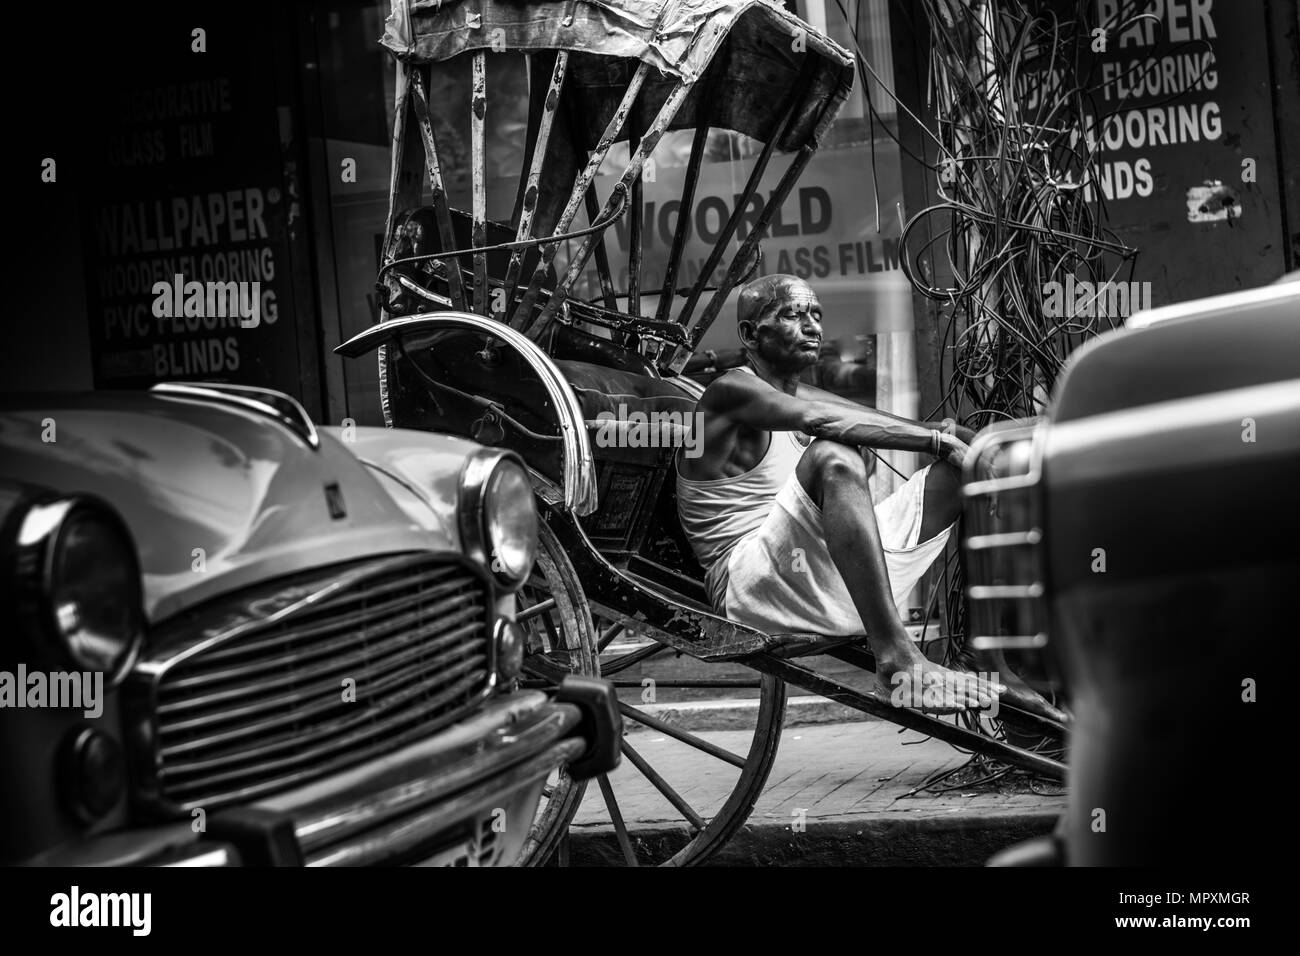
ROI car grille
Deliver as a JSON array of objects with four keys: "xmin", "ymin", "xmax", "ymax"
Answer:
[
  {"xmin": 961, "ymin": 420, "xmax": 1049, "ymax": 651},
  {"xmin": 148, "ymin": 556, "xmax": 492, "ymax": 811}
]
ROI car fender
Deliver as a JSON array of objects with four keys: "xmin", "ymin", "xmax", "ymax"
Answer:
[{"xmin": 323, "ymin": 425, "xmax": 482, "ymax": 549}]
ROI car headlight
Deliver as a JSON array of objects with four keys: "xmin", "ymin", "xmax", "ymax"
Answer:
[
  {"xmin": 459, "ymin": 452, "xmax": 538, "ymax": 590},
  {"xmin": 12, "ymin": 495, "xmax": 144, "ymax": 686}
]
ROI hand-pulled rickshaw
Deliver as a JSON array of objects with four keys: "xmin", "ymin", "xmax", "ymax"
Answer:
[{"xmin": 337, "ymin": 0, "xmax": 1067, "ymax": 866}]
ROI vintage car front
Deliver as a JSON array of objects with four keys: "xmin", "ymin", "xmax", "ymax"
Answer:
[
  {"xmin": 0, "ymin": 383, "xmax": 618, "ymax": 866},
  {"xmin": 963, "ymin": 277, "xmax": 1299, "ymax": 866}
]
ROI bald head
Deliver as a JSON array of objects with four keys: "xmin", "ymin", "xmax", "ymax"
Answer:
[
  {"xmin": 737, "ymin": 274, "xmax": 819, "ymax": 328},
  {"xmin": 734, "ymin": 274, "xmax": 823, "ymax": 373}
]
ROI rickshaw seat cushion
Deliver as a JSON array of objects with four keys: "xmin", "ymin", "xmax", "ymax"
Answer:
[{"xmin": 554, "ymin": 359, "xmax": 697, "ymax": 420}]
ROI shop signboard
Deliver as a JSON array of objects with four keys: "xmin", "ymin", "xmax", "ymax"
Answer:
[{"xmin": 80, "ymin": 14, "xmax": 309, "ymax": 395}]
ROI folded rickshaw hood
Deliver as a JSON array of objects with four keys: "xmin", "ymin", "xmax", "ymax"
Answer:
[{"xmin": 381, "ymin": 0, "xmax": 855, "ymax": 152}]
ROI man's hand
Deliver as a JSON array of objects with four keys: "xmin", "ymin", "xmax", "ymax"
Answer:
[
  {"xmin": 936, "ymin": 417, "xmax": 978, "ymax": 445},
  {"xmin": 938, "ymin": 433, "xmax": 973, "ymax": 471},
  {"xmin": 940, "ymin": 432, "xmax": 1005, "ymax": 479}
]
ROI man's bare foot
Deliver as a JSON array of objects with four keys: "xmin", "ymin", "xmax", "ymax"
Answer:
[
  {"xmin": 996, "ymin": 682, "xmax": 1070, "ymax": 727},
  {"xmin": 951, "ymin": 648, "xmax": 1071, "ymax": 727},
  {"xmin": 875, "ymin": 651, "xmax": 1007, "ymax": 715}
]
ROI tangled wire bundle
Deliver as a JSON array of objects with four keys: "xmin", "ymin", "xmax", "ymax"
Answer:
[
  {"xmin": 833, "ymin": 0, "xmax": 1213, "ymax": 780},
  {"xmin": 904, "ymin": 0, "xmax": 1167, "ymax": 428}
]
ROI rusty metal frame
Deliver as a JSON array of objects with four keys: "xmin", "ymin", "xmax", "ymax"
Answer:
[
  {"xmin": 671, "ymin": 71, "xmax": 814, "ymax": 334},
  {"xmin": 670, "ymin": 137, "xmax": 777, "ymax": 331},
  {"xmin": 383, "ymin": 62, "xmax": 421, "ymax": 279},
  {"xmin": 523, "ymin": 74, "xmax": 699, "ymax": 341},
  {"xmin": 376, "ymin": 60, "xmax": 422, "ymax": 426},
  {"xmin": 627, "ymin": 101, "xmax": 644, "ymax": 319},
  {"xmin": 408, "ymin": 63, "xmax": 469, "ymax": 311},
  {"xmin": 654, "ymin": 65, "xmax": 718, "ymax": 324},
  {"xmin": 511, "ymin": 54, "xmax": 545, "ymax": 232},
  {"xmin": 584, "ymin": 184, "xmax": 622, "ymax": 313},
  {"xmin": 510, "ymin": 61, "xmax": 652, "ymax": 331},
  {"xmin": 565, "ymin": 80, "xmax": 622, "ymax": 316},
  {"xmin": 504, "ymin": 52, "xmax": 569, "ymax": 310},
  {"xmin": 670, "ymin": 146, "xmax": 817, "ymax": 372},
  {"xmin": 470, "ymin": 51, "xmax": 488, "ymax": 315}
]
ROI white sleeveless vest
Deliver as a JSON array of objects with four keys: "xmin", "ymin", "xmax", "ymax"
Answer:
[{"xmin": 676, "ymin": 367, "xmax": 808, "ymax": 606}]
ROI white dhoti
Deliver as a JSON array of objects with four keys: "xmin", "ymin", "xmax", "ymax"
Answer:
[{"xmin": 710, "ymin": 465, "xmax": 952, "ymax": 636}]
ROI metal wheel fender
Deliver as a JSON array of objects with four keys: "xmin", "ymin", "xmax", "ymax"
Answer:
[{"xmin": 336, "ymin": 313, "xmax": 598, "ymax": 516}]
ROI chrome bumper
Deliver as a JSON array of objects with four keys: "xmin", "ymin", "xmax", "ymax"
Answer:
[
  {"xmin": 276, "ymin": 690, "xmax": 585, "ymax": 866},
  {"xmin": 25, "ymin": 689, "xmax": 597, "ymax": 867}
]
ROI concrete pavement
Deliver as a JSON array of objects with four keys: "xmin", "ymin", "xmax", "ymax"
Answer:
[{"xmin": 567, "ymin": 719, "xmax": 1065, "ymax": 866}]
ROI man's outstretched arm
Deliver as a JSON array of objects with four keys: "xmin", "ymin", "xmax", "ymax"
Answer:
[
  {"xmin": 706, "ymin": 370, "xmax": 970, "ymax": 467},
  {"xmin": 796, "ymin": 380, "xmax": 977, "ymax": 443}
]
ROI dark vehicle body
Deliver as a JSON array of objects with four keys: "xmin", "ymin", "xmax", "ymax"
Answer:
[{"xmin": 966, "ymin": 278, "xmax": 1299, "ymax": 866}]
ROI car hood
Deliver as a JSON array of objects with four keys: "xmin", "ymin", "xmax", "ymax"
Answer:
[{"xmin": 0, "ymin": 392, "xmax": 441, "ymax": 624}]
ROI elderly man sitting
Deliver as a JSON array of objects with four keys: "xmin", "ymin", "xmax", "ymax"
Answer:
[{"xmin": 677, "ymin": 274, "xmax": 1054, "ymax": 716}]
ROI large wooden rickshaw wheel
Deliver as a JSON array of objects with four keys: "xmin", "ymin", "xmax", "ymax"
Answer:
[{"xmin": 515, "ymin": 516, "xmax": 786, "ymax": 866}]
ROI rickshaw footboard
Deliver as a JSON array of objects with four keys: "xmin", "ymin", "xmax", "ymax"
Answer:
[{"xmin": 747, "ymin": 654, "xmax": 1067, "ymax": 782}]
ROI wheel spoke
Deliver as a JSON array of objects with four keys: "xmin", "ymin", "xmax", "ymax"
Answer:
[
  {"xmin": 597, "ymin": 774, "xmax": 639, "ymax": 867},
  {"xmin": 517, "ymin": 597, "xmax": 556, "ymax": 622},
  {"xmin": 621, "ymin": 739, "xmax": 705, "ymax": 831},
  {"xmin": 619, "ymin": 702, "xmax": 747, "ymax": 769},
  {"xmin": 596, "ymin": 621, "xmax": 625, "ymax": 653},
  {"xmin": 601, "ymin": 640, "xmax": 671, "ymax": 676},
  {"xmin": 538, "ymin": 605, "xmax": 566, "ymax": 653}
]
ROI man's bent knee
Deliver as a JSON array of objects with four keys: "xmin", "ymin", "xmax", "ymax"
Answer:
[
  {"xmin": 805, "ymin": 439, "xmax": 867, "ymax": 477},
  {"xmin": 798, "ymin": 439, "xmax": 868, "ymax": 506}
]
